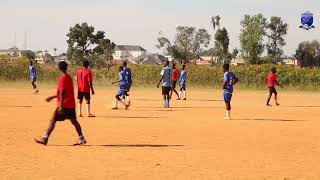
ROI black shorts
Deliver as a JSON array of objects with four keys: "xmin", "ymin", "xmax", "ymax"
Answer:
[
  {"xmin": 180, "ymin": 84, "xmax": 186, "ymax": 90},
  {"xmin": 269, "ymin": 87, "xmax": 277, "ymax": 94},
  {"xmin": 171, "ymin": 81, "xmax": 177, "ymax": 89},
  {"xmin": 162, "ymin": 86, "xmax": 171, "ymax": 95},
  {"xmin": 53, "ymin": 108, "xmax": 77, "ymax": 121},
  {"xmin": 77, "ymin": 92, "xmax": 91, "ymax": 101}
]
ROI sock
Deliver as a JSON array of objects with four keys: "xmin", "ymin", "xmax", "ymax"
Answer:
[
  {"xmin": 226, "ymin": 110, "xmax": 230, "ymax": 117},
  {"xmin": 113, "ymin": 99, "xmax": 118, "ymax": 108},
  {"xmin": 126, "ymin": 96, "xmax": 131, "ymax": 105},
  {"xmin": 78, "ymin": 103, "xmax": 82, "ymax": 115},
  {"xmin": 183, "ymin": 91, "xmax": 186, "ymax": 99},
  {"xmin": 179, "ymin": 91, "xmax": 182, "ymax": 98},
  {"xmin": 163, "ymin": 96, "xmax": 166, "ymax": 106},
  {"xmin": 86, "ymin": 104, "xmax": 90, "ymax": 115},
  {"xmin": 43, "ymin": 134, "xmax": 49, "ymax": 139}
]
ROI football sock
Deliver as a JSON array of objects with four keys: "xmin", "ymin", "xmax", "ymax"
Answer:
[
  {"xmin": 179, "ymin": 91, "xmax": 182, "ymax": 98},
  {"xmin": 78, "ymin": 103, "xmax": 82, "ymax": 115},
  {"xmin": 86, "ymin": 104, "xmax": 90, "ymax": 115}
]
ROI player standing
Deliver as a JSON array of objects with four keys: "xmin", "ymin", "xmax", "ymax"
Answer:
[
  {"xmin": 266, "ymin": 67, "xmax": 282, "ymax": 106},
  {"xmin": 122, "ymin": 61, "xmax": 132, "ymax": 103},
  {"xmin": 76, "ymin": 60, "xmax": 95, "ymax": 117},
  {"xmin": 170, "ymin": 63, "xmax": 180, "ymax": 99},
  {"xmin": 112, "ymin": 66, "xmax": 130, "ymax": 110},
  {"xmin": 178, "ymin": 64, "xmax": 187, "ymax": 100},
  {"xmin": 34, "ymin": 61, "xmax": 86, "ymax": 145},
  {"xmin": 29, "ymin": 61, "xmax": 39, "ymax": 94},
  {"xmin": 157, "ymin": 61, "xmax": 172, "ymax": 108},
  {"xmin": 222, "ymin": 64, "xmax": 238, "ymax": 120}
]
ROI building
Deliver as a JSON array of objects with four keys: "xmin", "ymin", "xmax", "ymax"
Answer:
[
  {"xmin": 136, "ymin": 54, "xmax": 168, "ymax": 65},
  {"xmin": 113, "ymin": 45, "xmax": 147, "ymax": 60},
  {"xmin": 35, "ymin": 50, "xmax": 54, "ymax": 64},
  {"xmin": 0, "ymin": 47, "xmax": 24, "ymax": 57},
  {"xmin": 230, "ymin": 58, "xmax": 245, "ymax": 66},
  {"xmin": 283, "ymin": 58, "xmax": 300, "ymax": 66}
]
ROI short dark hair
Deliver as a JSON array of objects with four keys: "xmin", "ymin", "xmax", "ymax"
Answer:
[
  {"xmin": 223, "ymin": 63, "xmax": 230, "ymax": 71},
  {"xmin": 165, "ymin": 61, "xmax": 170, "ymax": 66},
  {"xmin": 182, "ymin": 64, "xmax": 186, "ymax": 69},
  {"xmin": 30, "ymin": 61, "xmax": 33, "ymax": 65},
  {"xmin": 119, "ymin": 66, "xmax": 123, "ymax": 72},
  {"xmin": 122, "ymin": 61, "xmax": 127, "ymax": 67},
  {"xmin": 58, "ymin": 61, "xmax": 68, "ymax": 72},
  {"xmin": 83, "ymin": 60, "xmax": 89, "ymax": 67},
  {"xmin": 172, "ymin": 63, "xmax": 176, "ymax": 68},
  {"xmin": 271, "ymin": 67, "xmax": 277, "ymax": 73}
]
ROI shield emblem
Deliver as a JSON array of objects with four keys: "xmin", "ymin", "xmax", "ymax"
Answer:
[{"xmin": 300, "ymin": 11, "xmax": 315, "ymax": 30}]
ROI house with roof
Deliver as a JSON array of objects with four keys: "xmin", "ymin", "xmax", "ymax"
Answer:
[
  {"xmin": 136, "ymin": 54, "xmax": 168, "ymax": 65},
  {"xmin": 113, "ymin": 45, "xmax": 147, "ymax": 60},
  {"xmin": 0, "ymin": 47, "xmax": 25, "ymax": 57}
]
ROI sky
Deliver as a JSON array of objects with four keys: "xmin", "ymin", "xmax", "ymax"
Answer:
[{"xmin": 0, "ymin": 0, "xmax": 319, "ymax": 56}]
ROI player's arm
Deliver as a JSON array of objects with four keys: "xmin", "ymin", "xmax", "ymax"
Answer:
[
  {"xmin": 233, "ymin": 76, "xmax": 239, "ymax": 85},
  {"xmin": 46, "ymin": 95, "xmax": 57, "ymax": 102},
  {"xmin": 223, "ymin": 80, "xmax": 227, "ymax": 90},
  {"xmin": 157, "ymin": 76, "xmax": 163, "ymax": 88},
  {"xmin": 90, "ymin": 81, "xmax": 94, "ymax": 94},
  {"xmin": 111, "ymin": 80, "xmax": 120, "ymax": 84},
  {"xmin": 58, "ymin": 90, "xmax": 65, "ymax": 112}
]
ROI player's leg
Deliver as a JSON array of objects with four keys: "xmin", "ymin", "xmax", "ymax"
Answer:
[
  {"xmin": 178, "ymin": 87, "xmax": 182, "ymax": 100},
  {"xmin": 182, "ymin": 84, "xmax": 186, "ymax": 100},
  {"xmin": 84, "ymin": 93, "xmax": 95, "ymax": 117},
  {"xmin": 166, "ymin": 87, "xmax": 170, "ymax": 107},
  {"xmin": 32, "ymin": 78, "xmax": 39, "ymax": 94},
  {"xmin": 69, "ymin": 114, "xmax": 86, "ymax": 145},
  {"xmin": 78, "ymin": 92, "xmax": 84, "ymax": 117},
  {"xmin": 124, "ymin": 91, "xmax": 131, "ymax": 107},
  {"xmin": 274, "ymin": 88, "xmax": 279, "ymax": 106},
  {"xmin": 162, "ymin": 86, "xmax": 168, "ymax": 107},
  {"xmin": 224, "ymin": 93, "xmax": 232, "ymax": 120},
  {"xmin": 266, "ymin": 88, "xmax": 273, "ymax": 106}
]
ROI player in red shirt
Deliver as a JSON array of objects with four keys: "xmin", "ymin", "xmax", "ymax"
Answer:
[
  {"xmin": 266, "ymin": 67, "xmax": 282, "ymax": 106},
  {"xmin": 170, "ymin": 63, "xmax": 180, "ymax": 99},
  {"xmin": 76, "ymin": 60, "xmax": 95, "ymax": 117},
  {"xmin": 34, "ymin": 61, "xmax": 86, "ymax": 146}
]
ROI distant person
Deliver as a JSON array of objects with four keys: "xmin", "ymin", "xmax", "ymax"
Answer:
[
  {"xmin": 29, "ymin": 61, "xmax": 39, "ymax": 94},
  {"xmin": 157, "ymin": 61, "xmax": 172, "ymax": 108},
  {"xmin": 122, "ymin": 61, "xmax": 132, "ymax": 103},
  {"xmin": 170, "ymin": 63, "xmax": 180, "ymax": 99},
  {"xmin": 222, "ymin": 64, "xmax": 238, "ymax": 120},
  {"xmin": 76, "ymin": 60, "xmax": 95, "ymax": 117},
  {"xmin": 112, "ymin": 66, "xmax": 130, "ymax": 110},
  {"xmin": 178, "ymin": 64, "xmax": 187, "ymax": 100},
  {"xmin": 34, "ymin": 61, "xmax": 86, "ymax": 146},
  {"xmin": 266, "ymin": 67, "xmax": 282, "ymax": 106}
]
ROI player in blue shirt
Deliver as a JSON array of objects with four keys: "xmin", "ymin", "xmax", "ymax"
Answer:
[
  {"xmin": 29, "ymin": 61, "xmax": 39, "ymax": 94},
  {"xmin": 223, "ymin": 64, "xmax": 238, "ymax": 120},
  {"xmin": 122, "ymin": 61, "xmax": 132, "ymax": 103},
  {"xmin": 157, "ymin": 61, "xmax": 172, "ymax": 108},
  {"xmin": 112, "ymin": 66, "xmax": 130, "ymax": 110},
  {"xmin": 178, "ymin": 64, "xmax": 187, "ymax": 100}
]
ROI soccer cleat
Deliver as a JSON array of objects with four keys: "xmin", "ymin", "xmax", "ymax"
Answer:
[
  {"xmin": 111, "ymin": 107, "xmax": 118, "ymax": 110},
  {"xmin": 224, "ymin": 116, "xmax": 231, "ymax": 120},
  {"xmin": 87, "ymin": 114, "xmax": 95, "ymax": 118},
  {"xmin": 79, "ymin": 114, "xmax": 83, "ymax": 117},
  {"xmin": 177, "ymin": 98, "xmax": 181, "ymax": 100},
  {"xmin": 183, "ymin": 98, "xmax": 187, "ymax": 100},
  {"xmin": 125, "ymin": 104, "xmax": 130, "ymax": 110},
  {"xmin": 33, "ymin": 90, "xmax": 39, "ymax": 94},
  {"xmin": 34, "ymin": 137, "xmax": 48, "ymax": 145},
  {"xmin": 74, "ymin": 138, "xmax": 86, "ymax": 146},
  {"xmin": 276, "ymin": 103, "xmax": 280, "ymax": 106},
  {"xmin": 266, "ymin": 104, "xmax": 272, "ymax": 107}
]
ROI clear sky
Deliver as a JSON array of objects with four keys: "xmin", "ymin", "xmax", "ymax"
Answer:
[{"xmin": 0, "ymin": 0, "xmax": 319, "ymax": 56}]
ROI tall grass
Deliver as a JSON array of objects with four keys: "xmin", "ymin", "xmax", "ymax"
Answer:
[{"xmin": 1, "ymin": 59, "xmax": 320, "ymax": 90}]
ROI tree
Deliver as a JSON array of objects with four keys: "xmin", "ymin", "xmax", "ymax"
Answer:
[
  {"xmin": 211, "ymin": 15, "xmax": 221, "ymax": 30},
  {"xmin": 91, "ymin": 39, "xmax": 116, "ymax": 69},
  {"xmin": 21, "ymin": 50, "xmax": 36, "ymax": 60},
  {"xmin": 232, "ymin": 48, "xmax": 239, "ymax": 59},
  {"xmin": 240, "ymin": 14, "xmax": 267, "ymax": 64},
  {"xmin": 294, "ymin": 40, "xmax": 320, "ymax": 67},
  {"xmin": 213, "ymin": 28, "xmax": 231, "ymax": 65},
  {"xmin": 157, "ymin": 26, "xmax": 211, "ymax": 64},
  {"xmin": 66, "ymin": 22, "xmax": 113, "ymax": 65},
  {"xmin": 266, "ymin": 16, "xmax": 288, "ymax": 63}
]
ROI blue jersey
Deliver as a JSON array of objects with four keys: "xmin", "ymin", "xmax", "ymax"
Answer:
[
  {"xmin": 224, "ymin": 71, "xmax": 236, "ymax": 94},
  {"xmin": 180, "ymin": 70, "xmax": 186, "ymax": 85},
  {"xmin": 160, "ymin": 66, "xmax": 172, "ymax": 87},
  {"xmin": 123, "ymin": 67, "xmax": 132, "ymax": 83},
  {"xmin": 29, "ymin": 65, "xmax": 36, "ymax": 78},
  {"xmin": 119, "ymin": 71, "xmax": 128, "ymax": 90}
]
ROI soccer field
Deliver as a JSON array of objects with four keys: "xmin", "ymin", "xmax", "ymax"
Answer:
[{"xmin": 1, "ymin": 87, "xmax": 320, "ymax": 179}]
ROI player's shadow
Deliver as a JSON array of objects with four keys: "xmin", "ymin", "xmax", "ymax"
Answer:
[
  {"xmin": 171, "ymin": 106, "xmax": 223, "ymax": 109},
  {"xmin": 133, "ymin": 99, "xmax": 159, "ymax": 102},
  {"xmin": 233, "ymin": 118, "xmax": 306, "ymax": 122},
  {"xmin": 281, "ymin": 106, "xmax": 320, "ymax": 108},
  {"xmin": 98, "ymin": 116, "xmax": 167, "ymax": 119},
  {"xmin": 50, "ymin": 144, "xmax": 184, "ymax": 147},
  {"xmin": 188, "ymin": 99, "xmax": 223, "ymax": 102}
]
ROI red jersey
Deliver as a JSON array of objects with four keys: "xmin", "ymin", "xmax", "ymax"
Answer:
[
  {"xmin": 76, "ymin": 67, "xmax": 93, "ymax": 93},
  {"xmin": 267, "ymin": 72, "xmax": 276, "ymax": 87},
  {"xmin": 57, "ymin": 73, "xmax": 75, "ymax": 109},
  {"xmin": 171, "ymin": 68, "xmax": 179, "ymax": 81}
]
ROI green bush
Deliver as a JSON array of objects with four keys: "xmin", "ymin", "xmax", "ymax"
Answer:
[{"xmin": 1, "ymin": 59, "xmax": 320, "ymax": 90}]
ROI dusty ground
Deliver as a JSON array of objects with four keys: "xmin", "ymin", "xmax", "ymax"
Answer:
[{"xmin": 1, "ymin": 87, "xmax": 320, "ymax": 180}]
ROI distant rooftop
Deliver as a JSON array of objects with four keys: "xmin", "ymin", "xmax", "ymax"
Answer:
[{"xmin": 115, "ymin": 45, "xmax": 146, "ymax": 52}]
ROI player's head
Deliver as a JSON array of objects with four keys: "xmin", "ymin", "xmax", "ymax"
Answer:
[
  {"xmin": 172, "ymin": 63, "xmax": 176, "ymax": 69},
  {"xmin": 83, "ymin": 60, "xmax": 89, "ymax": 68},
  {"xmin": 182, "ymin": 64, "xmax": 186, "ymax": 70},
  {"xmin": 119, "ymin": 66, "xmax": 123, "ymax": 72},
  {"xmin": 165, "ymin": 61, "xmax": 170, "ymax": 67},
  {"xmin": 271, "ymin": 67, "xmax": 277, "ymax": 73},
  {"xmin": 223, "ymin": 63, "xmax": 230, "ymax": 72},
  {"xmin": 30, "ymin": 61, "xmax": 33, "ymax": 66},
  {"xmin": 58, "ymin": 61, "xmax": 68, "ymax": 72},
  {"xmin": 122, "ymin": 61, "xmax": 127, "ymax": 67}
]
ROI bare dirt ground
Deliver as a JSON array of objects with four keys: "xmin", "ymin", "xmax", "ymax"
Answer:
[{"xmin": 1, "ymin": 87, "xmax": 320, "ymax": 180}]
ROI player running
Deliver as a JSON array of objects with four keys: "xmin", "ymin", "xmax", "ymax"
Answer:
[
  {"xmin": 222, "ymin": 64, "xmax": 238, "ymax": 120},
  {"xmin": 76, "ymin": 60, "xmax": 95, "ymax": 117},
  {"xmin": 122, "ymin": 61, "xmax": 132, "ymax": 103},
  {"xmin": 34, "ymin": 61, "xmax": 86, "ymax": 146},
  {"xmin": 178, "ymin": 64, "xmax": 187, "ymax": 100},
  {"xmin": 157, "ymin": 61, "xmax": 172, "ymax": 108},
  {"xmin": 29, "ymin": 61, "xmax": 39, "ymax": 94},
  {"xmin": 112, "ymin": 66, "xmax": 130, "ymax": 110},
  {"xmin": 170, "ymin": 63, "xmax": 180, "ymax": 99},
  {"xmin": 266, "ymin": 67, "xmax": 282, "ymax": 106}
]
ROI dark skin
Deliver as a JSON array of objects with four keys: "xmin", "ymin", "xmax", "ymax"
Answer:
[
  {"xmin": 223, "ymin": 68, "xmax": 239, "ymax": 111},
  {"xmin": 170, "ymin": 67, "xmax": 180, "ymax": 98},
  {"xmin": 266, "ymin": 69, "xmax": 282, "ymax": 106}
]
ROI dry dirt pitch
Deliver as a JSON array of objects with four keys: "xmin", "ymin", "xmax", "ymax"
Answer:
[{"xmin": 1, "ymin": 87, "xmax": 320, "ymax": 180}]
